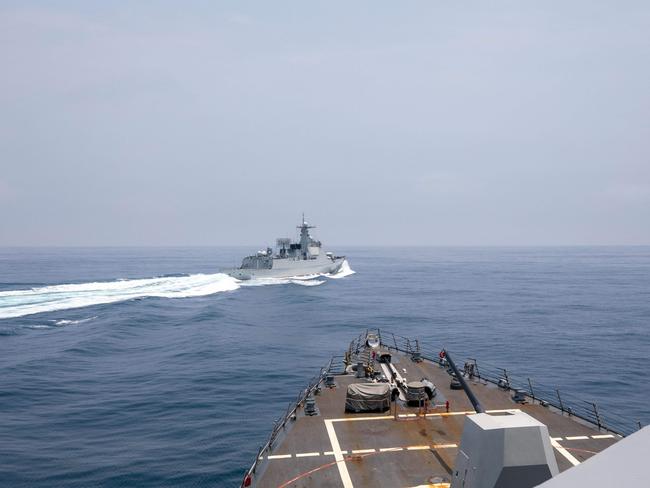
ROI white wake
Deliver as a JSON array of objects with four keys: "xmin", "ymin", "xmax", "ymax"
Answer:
[
  {"xmin": 0, "ymin": 273, "xmax": 240, "ymax": 319},
  {"xmin": 0, "ymin": 260, "xmax": 355, "ymax": 319},
  {"xmin": 328, "ymin": 259, "xmax": 356, "ymax": 279}
]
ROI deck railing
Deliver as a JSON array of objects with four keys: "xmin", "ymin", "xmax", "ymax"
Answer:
[
  {"xmin": 239, "ymin": 354, "xmax": 345, "ymax": 487},
  {"xmin": 377, "ymin": 328, "xmax": 641, "ymax": 437}
]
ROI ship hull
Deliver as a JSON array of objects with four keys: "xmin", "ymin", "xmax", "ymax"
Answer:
[{"xmin": 224, "ymin": 256, "xmax": 345, "ymax": 281}]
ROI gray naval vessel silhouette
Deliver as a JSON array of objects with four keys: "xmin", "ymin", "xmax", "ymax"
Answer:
[
  {"xmin": 223, "ymin": 216, "xmax": 345, "ymax": 280},
  {"xmin": 240, "ymin": 330, "xmax": 647, "ymax": 487}
]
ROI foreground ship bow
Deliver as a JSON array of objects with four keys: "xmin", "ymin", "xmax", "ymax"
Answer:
[
  {"xmin": 241, "ymin": 330, "xmax": 645, "ymax": 488},
  {"xmin": 224, "ymin": 217, "xmax": 345, "ymax": 280}
]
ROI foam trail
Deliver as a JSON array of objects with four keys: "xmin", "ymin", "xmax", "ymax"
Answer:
[
  {"xmin": 0, "ymin": 260, "xmax": 355, "ymax": 320},
  {"xmin": 0, "ymin": 274, "xmax": 240, "ymax": 319},
  {"xmin": 53, "ymin": 316, "xmax": 98, "ymax": 326}
]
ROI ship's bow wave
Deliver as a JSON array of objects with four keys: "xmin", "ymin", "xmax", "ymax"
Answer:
[{"xmin": 330, "ymin": 259, "xmax": 355, "ymax": 279}]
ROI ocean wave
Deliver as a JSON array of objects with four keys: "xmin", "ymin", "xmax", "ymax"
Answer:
[
  {"xmin": 0, "ymin": 260, "xmax": 355, "ymax": 319},
  {"xmin": 52, "ymin": 316, "xmax": 98, "ymax": 326}
]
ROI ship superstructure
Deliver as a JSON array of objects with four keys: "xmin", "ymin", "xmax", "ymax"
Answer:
[{"xmin": 224, "ymin": 216, "xmax": 345, "ymax": 280}]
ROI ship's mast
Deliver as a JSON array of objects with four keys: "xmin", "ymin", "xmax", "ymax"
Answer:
[{"xmin": 297, "ymin": 214, "xmax": 315, "ymax": 259}]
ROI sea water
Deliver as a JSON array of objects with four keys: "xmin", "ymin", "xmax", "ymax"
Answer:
[{"xmin": 1, "ymin": 247, "xmax": 648, "ymax": 486}]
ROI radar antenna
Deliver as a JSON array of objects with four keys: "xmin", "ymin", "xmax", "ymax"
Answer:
[
  {"xmin": 298, "ymin": 213, "xmax": 315, "ymax": 229},
  {"xmin": 276, "ymin": 238, "xmax": 291, "ymax": 248}
]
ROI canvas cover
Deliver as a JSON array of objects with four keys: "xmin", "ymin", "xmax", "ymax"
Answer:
[{"xmin": 345, "ymin": 383, "xmax": 391, "ymax": 412}]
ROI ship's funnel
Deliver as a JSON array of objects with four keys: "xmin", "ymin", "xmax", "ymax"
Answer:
[{"xmin": 451, "ymin": 411, "xmax": 559, "ymax": 488}]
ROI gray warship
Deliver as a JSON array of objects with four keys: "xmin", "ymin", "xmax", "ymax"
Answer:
[{"xmin": 223, "ymin": 216, "xmax": 345, "ymax": 280}]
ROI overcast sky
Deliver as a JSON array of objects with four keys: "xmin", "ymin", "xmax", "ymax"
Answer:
[{"xmin": 1, "ymin": 1, "xmax": 648, "ymax": 246}]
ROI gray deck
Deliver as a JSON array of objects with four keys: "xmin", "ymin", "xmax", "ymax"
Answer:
[{"xmin": 247, "ymin": 346, "xmax": 621, "ymax": 488}]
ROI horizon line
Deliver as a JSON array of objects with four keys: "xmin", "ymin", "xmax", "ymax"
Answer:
[{"xmin": 1, "ymin": 244, "xmax": 649, "ymax": 249}]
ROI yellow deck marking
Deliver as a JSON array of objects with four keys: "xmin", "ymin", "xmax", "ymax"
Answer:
[
  {"xmin": 324, "ymin": 419, "xmax": 354, "ymax": 488},
  {"xmin": 266, "ymin": 443, "xmax": 459, "ymax": 460},
  {"xmin": 406, "ymin": 485, "xmax": 451, "ymax": 488},
  {"xmin": 550, "ymin": 438, "xmax": 580, "ymax": 466},
  {"xmin": 267, "ymin": 454, "xmax": 292, "ymax": 459},
  {"xmin": 295, "ymin": 452, "xmax": 320, "ymax": 458},
  {"xmin": 330, "ymin": 415, "xmax": 394, "ymax": 422},
  {"xmin": 551, "ymin": 434, "xmax": 617, "ymax": 442},
  {"xmin": 328, "ymin": 408, "xmax": 520, "ymax": 423},
  {"xmin": 266, "ymin": 436, "xmax": 569, "ymax": 462}
]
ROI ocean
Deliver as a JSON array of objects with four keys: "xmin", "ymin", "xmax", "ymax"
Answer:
[{"xmin": 1, "ymin": 246, "xmax": 648, "ymax": 487}]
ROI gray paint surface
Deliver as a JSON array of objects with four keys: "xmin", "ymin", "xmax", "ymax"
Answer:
[
  {"xmin": 223, "ymin": 255, "xmax": 344, "ymax": 280},
  {"xmin": 538, "ymin": 426, "xmax": 649, "ymax": 487},
  {"xmin": 451, "ymin": 412, "xmax": 559, "ymax": 488}
]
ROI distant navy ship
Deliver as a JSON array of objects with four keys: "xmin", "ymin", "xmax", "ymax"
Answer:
[{"xmin": 223, "ymin": 216, "xmax": 345, "ymax": 280}]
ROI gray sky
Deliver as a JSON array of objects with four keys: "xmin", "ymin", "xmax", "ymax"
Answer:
[{"xmin": 1, "ymin": 1, "xmax": 649, "ymax": 246}]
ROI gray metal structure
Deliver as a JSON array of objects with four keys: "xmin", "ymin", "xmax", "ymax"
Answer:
[
  {"xmin": 223, "ymin": 216, "xmax": 345, "ymax": 280},
  {"xmin": 538, "ymin": 426, "xmax": 649, "ymax": 487},
  {"xmin": 451, "ymin": 412, "xmax": 559, "ymax": 488}
]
